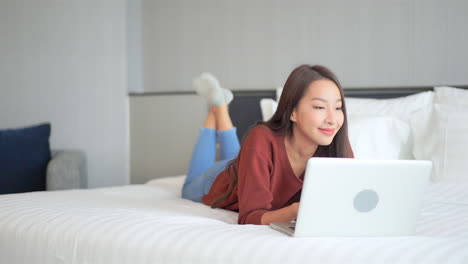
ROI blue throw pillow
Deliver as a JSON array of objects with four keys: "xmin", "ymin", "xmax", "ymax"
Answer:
[{"xmin": 0, "ymin": 123, "xmax": 51, "ymax": 194}]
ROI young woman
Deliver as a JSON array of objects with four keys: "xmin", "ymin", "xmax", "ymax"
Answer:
[{"xmin": 182, "ymin": 65, "xmax": 354, "ymax": 225}]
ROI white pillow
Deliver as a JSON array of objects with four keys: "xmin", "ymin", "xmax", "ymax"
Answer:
[
  {"xmin": 345, "ymin": 91, "xmax": 434, "ymax": 119},
  {"xmin": 434, "ymin": 86, "xmax": 468, "ymax": 106},
  {"xmin": 414, "ymin": 104, "xmax": 468, "ymax": 183},
  {"xmin": 346, "ymin": 91, "xmax": 434, "ymax": 160},
  {"xmin": 276, "ymin": 86, "xmax": 283, "ymax": 101},
  {"xmin": 348, "ymin": 115, "xmax": 411, "ymax": 160},
  {"xmin": 259, "ymin": 98, "xmax": 277, "ymax": 122},
  {"xmin": 259, "ymin": 87, "xmax": 283, "ymax": 121},
  {"xmin": 413, "ymin": 86, "xmax": 468, "ymax": 183}
]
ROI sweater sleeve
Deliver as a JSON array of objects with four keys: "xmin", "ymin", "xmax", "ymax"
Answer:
[{"xmin": 237, "ymin": 128, "xmax": 274, "ymax": 225}]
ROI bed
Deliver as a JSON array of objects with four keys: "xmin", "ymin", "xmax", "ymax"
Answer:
[
  {"xmin": 1, "ymin": 176, "xmax": 467, "ymax": 263},
  {"xmin": 1, "ymin": 86, "xmax": 468, "ymax": 264}
]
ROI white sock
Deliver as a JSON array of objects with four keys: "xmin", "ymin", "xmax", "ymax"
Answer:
[
  {"xmin": 193, "ymin": 72, "xmax": 225, "ymax": 106},
  {"xmin": 223, "ymin": 88, "xmax": 233, "ymax": 105}
]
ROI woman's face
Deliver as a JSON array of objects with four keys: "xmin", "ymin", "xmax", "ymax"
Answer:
[{"xmin": 290, "ymin": 79, "xmax": 344, "ymax": 146}]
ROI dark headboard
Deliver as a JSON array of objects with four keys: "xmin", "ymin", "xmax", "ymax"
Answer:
[{"xmin": 229, "ymin": 86, "xmax": 468, "ymax": 141}]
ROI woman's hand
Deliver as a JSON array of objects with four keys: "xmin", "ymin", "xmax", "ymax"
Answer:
[
  {"xmin": 260, "ymin": 202, "xmax": 300, "ymax": 225},
  {"xmin": 289, "ymin": 202, "xmax": 300, "ymax": 219}
]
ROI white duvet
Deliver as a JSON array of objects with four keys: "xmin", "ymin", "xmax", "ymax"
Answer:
[{"xmin": 1, "ymin": 176, "xmax": 467, "ymax": 264}]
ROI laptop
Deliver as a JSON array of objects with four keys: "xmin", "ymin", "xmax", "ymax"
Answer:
[{"xmin": 270, "ymin": 158, "xmax": 432, "ymax": 237}]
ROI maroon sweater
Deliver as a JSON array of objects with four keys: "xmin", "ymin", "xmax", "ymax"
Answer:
[{"xmin": 202, "ymin": 125, "xmax": 303, "ymax": 225}]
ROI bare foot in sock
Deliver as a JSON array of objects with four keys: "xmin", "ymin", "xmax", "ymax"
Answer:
[
  {"xmin": 222, "ymin": 88, "xmax": 233, "ymax": 105},
  {"xmin": 193, "ymin": 72, "xmax": 225, "ymax": 106},
  {"xmin": 193, "ymin": 73, "xmax": 234, "ymax": 105}
]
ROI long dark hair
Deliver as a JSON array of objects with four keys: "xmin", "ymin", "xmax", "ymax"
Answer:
[{"xmin": 211, "ymin": 64, "xmax": 354, "ymax": 208}]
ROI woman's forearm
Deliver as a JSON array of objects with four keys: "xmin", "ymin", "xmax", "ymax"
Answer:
[{"xmin": 260, "ymin": 202, "xmax": 299, "ymax": 225}]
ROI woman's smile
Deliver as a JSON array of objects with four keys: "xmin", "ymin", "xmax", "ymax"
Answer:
[{"xmin": 318, "ymin": 128, "xmax": 335, "ymax": 136}]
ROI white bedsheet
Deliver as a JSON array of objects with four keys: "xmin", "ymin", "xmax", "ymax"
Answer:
[{"xmin": 1, "ymin": 176, "xmax": 467, "ymax": 264}]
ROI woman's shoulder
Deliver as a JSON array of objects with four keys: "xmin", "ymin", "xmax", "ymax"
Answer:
[
  {"xmin": 248, "ymin": 124, "xmax": 276, "ymax": 137},
  {"xmin": 243, "ymin": 124, "xmax": 280, "ymax": 146}
]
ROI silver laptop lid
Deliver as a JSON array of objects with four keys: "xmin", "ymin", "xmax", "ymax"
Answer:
[{"xmin": 294, "ymin": 158, "xmax": 432, "ymax": 237}]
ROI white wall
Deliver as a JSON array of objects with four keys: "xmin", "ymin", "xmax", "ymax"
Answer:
[
  {"xmin": 127, "ymin": 0, "xmax": 143, "ymax": 93},
  {"xmin": 0, "ymin": 0, "xmax": 129, "ymax": 188},
  {"xmin": 141, "ymin": 0, "xmax": 468, "ymax": 92},
  {"xmin": 130, "ymin": 95, "xmax": 206, "ymax": 184}
]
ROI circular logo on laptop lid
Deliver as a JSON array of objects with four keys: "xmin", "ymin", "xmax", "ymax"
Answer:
[{"xmin": 353, "ymin": 189, "xmax": 379, "ymax": 213}]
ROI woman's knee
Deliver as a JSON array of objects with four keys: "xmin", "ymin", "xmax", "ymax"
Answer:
[{"xmin": 182, "ymin": 182, "xmax": 203, "ymax": 202}]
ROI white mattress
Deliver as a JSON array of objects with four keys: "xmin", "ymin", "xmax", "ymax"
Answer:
[{"xmin": 1, "ymin": 176, "xmax": 467, "ymax": 264}]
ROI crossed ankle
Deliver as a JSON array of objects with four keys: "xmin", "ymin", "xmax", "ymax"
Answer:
[{"xmin": 193, "ymin": 72, "xmax": 234, "ymax": 106}]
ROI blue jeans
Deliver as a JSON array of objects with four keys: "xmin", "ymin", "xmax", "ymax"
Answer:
[{"xmin": 182, "ymin": 127, "xmax": 240, "ymax": 202}]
